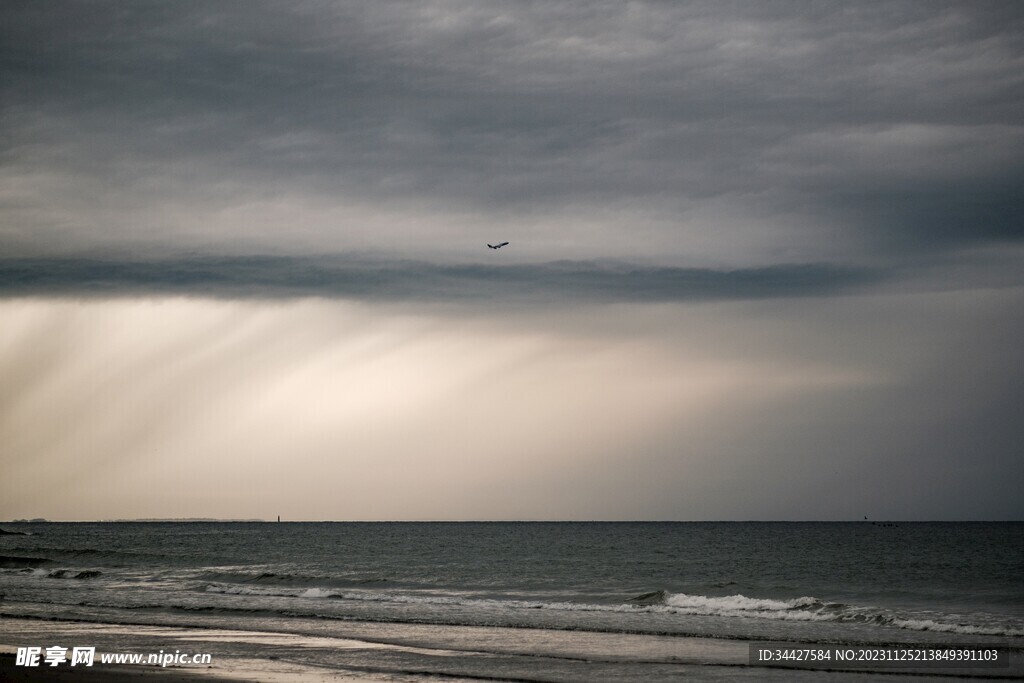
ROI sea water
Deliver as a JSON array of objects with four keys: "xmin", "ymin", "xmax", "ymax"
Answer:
[{"xmin": 2, "ymin": 521, "xmax": 1022, "ymax": 679}]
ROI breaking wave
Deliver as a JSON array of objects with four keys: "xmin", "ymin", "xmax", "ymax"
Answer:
[
  {"xmin": 198, "ymin": 569, "xmax": 393, "ymax": 588},
  {"xmin": 0, "ymin": 567, "xmax": 104, "ymax": 580},
  {"xmin": 200, "ymin": 584, "xmax": 1024, "ymax": 638}
]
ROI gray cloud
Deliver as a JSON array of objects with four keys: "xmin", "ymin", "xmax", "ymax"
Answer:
[
  {"xmin": 3, "ymin": 1, "xmax": 1023, "ymax": 263},
  {"xmin": 0, "ymin": 256, "xmax": 878, "ymax": 302}
]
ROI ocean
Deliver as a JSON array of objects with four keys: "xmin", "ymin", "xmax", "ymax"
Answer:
[{"xmin": 2, "ymin": 521, "xmax": 1022, "ymax": 680}]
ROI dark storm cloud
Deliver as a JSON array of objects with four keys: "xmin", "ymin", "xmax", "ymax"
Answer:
[
  {"xmin": 0, "ymin": 256, "xmax": 878, "ymax": 302},
  {"xmin": 2, "ymin": 1, "xmax": 1023, "ymax": 261}
]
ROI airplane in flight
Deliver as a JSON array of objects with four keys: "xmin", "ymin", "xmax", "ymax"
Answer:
[{"xmin": 487, "ymin": 242, "xmax": 509, "ymax": 249}]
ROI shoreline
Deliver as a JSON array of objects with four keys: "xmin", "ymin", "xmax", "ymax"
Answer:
[
  {"xmin": 0, "ymin": 651, "xmax": 402, "ymax": 683},
  {"xmin": 0, "ymin": 617, "xmax": 415, "ymax": 683},
  {"xmin": 0, "ymin": 652, "xmax": 235, "ymax": 683},
  {"xmin": 0, "ymin": 651, "xmax": 404, "ymax": 682},
  {"xmin": 4, "ymin": 614, "xmax": 1021, "ymax": 682}
]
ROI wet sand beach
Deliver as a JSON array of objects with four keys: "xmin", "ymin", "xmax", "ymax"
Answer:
[
  {"xmin": 0, "ymin": 650, "xmax": 400, "ymax": 683},
  {"xmin": 4, "ymin": 615, "xmax": 1018, "ymax": 682},
  {"xmin": 0, "ymin": 652, "xmax": 234, "ymax": 682}
]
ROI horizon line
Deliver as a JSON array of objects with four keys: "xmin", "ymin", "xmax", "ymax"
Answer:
[{"xmin": 5, "ymin": 519, "xmax": 1022, "ymax": 524}]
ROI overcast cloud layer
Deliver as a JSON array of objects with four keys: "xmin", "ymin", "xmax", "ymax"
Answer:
[
  {"xmin": 3, "ymin": 1, "xmax": 1023, "ymax": 268},
  {"xmin": 2, "ymin": 2, "xmax": 1022, "ymax": 520}
]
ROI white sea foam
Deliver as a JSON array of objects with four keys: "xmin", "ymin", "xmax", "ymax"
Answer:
[
  {"xmin": 886, "ymin": 617, "xmax": 1024, "ymax": 637},
  {"xmin": 206, "ymin": 584, "xmax": 289, "ymax": 597},
  {"xmin": 206, "ymin": 584, "xmax": 826, "ymax": 618},
  {"xmin": 664, "ymin": 592, "xmax": 819, "ymax": 612},
  {"xmin": 658, "ymin": 593, "xmax": 1024, "ymax": 636}
]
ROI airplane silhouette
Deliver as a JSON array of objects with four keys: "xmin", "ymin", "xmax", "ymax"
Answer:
[{"xmin": 487, "ymin": 242, "xmax": 509, "ymax": 249}]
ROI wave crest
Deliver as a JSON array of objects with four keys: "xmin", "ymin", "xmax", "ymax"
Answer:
[
  {"xmin": 665, "ymin": 592, "xmax": 821, "ymax": 613},
  {"xmin": 199, "ymin": 584, "xmax": 1023, "ymax": 638}
]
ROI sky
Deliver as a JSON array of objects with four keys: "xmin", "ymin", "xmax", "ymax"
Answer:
[{"xmin": 2, "ymin": 1, "xmax": 1022, "ymax": 520}]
